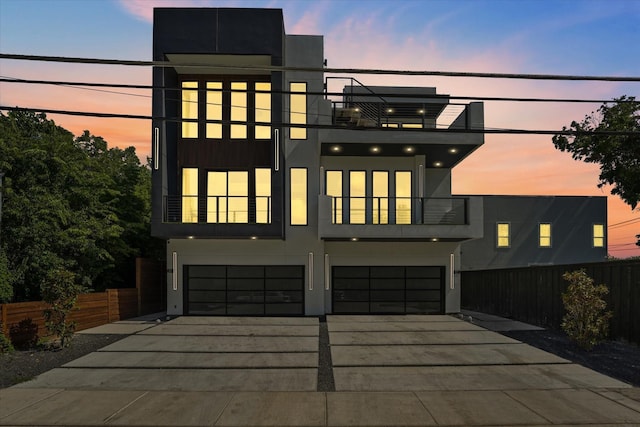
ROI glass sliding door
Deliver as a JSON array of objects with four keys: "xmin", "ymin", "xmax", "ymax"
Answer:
[
  {"xmin": 372, "ymin": 171, "xmax": 389, "ymax": 224},
  {"xmin": 395, "ymin": 171, "xmax": 412, "ymax": 224},
  {"xmin": 326, "ymin": 170, "xmax": 343, "ymax": 224},
  {"xmin": 350, "ymin": 171, "xmax": 366, "ymax": 224},
  {"xmin": 207, "ymin": 171, "xmax": 249, "ymax": 223}
]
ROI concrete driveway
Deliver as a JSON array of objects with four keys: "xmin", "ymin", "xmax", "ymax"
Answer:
[{"xmin": 1, "ymin": 314, "xmax": 639, "ymax": 426}]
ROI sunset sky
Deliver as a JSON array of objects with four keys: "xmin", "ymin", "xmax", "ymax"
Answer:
[{"xmin": 0, "ymin": 0, "xmax": 638, "ymax": 257}]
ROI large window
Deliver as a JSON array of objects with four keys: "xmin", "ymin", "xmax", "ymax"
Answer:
[
  {"xmin": 290, "ymin": 82, "xmax": 307, "ymax": 140},
  {"xmin": 326, "ymin": 171, "xmax": 343, "ymax": 224},
  {"xmin": 182, "ymin": 168, "xmax": 198, "ymax": 223},
  {"xmin": 593, "ymin": 224, "xmax": 605, "ymax": 247},
  {"xmin": 255, "ymin": 82, "xmax": 271, "ymax": 139},
  {"xmin": 539, "ymin": 223, "xmax": 552, "ymax": 247},
  {"xmin": 180, "ymin": 78, "xmax": 271, "ymax": 142},
  {"xmin": 350, "ymin": 171, "xmax": 366, "ymax": 224},
  {"xmin": 255, "ymin": 168, "xmax": 272, "ymax": 223},
  {"xmin": 181, "ymin": 82, "xmax": 198, "ymax": 138},
  {"xmin": 290, "ymin": 168, "xmax": 307, "ymax": 225},
  {"xmin": 395, "ymin": 171, "xmax": 412, "ymax": 224},
  {"xmin": 497, "ymin": 222, "xmax": 510, "ymax": 248},
  {"xmin": 373, "ymin": 171, "xmax": 389, "ymax": 224},
  {"xmin": 207, "ymin": 171, "xmax": 249, "ymax": 223}
]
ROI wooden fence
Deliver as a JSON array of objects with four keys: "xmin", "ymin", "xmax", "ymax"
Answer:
[
  {"xmin": 461, "ymin": 259, "xmax": 640, "ymax": 345},
  {"xmin": 0, "ymin": 257, "xmax": 165, "ymax": 347}
]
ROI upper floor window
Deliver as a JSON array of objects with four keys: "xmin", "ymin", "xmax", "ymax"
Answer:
[
  {"xmin": 326, "ymin": 170, "xmax": 343, "ymax": 224},
  {"xmin": 593, "ymin": 224, "xmax": 605, "ymax": 247},
  {"xmin": 395, "ymin": 171, "xmax": 412, "ymax": 225},
  {"xmin": 180, "ymin": 77, "xmax": 271, "ymax": 142},
  {"xmin": 539, "ymin": 223, "xmax": 552, "ymax": 248},
  {"xmin": 290, "ymin": 82, "xmax": 307, "ymax": 140},
  {"xmin": 182, "ymin": 168, "xmax": 198, "ymax": 223},
  {"xmin": 497, "ymin": 222, "xmax": 510, "ymax": 248}
]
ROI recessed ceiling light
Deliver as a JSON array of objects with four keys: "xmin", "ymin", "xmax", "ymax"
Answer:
[
  {"xmin": 418, "ymin": 109, "xmax": 425, "ymax": 114},
  {"xmin": 370, "ymin": 146, "xmax": 381, "ymax": 154},
  {"xmin": 250, "ymin": 236, "xmax": 258, "ymax": 240},
  {"xmin": 403, "ymin": 146, "xmax": 415, "ymax": 154},
  {"xmin": 330, "ymin": 145, "xmax": 342, "ymax": 153},
  {"xmin": 350, "ymin": 237, "xmax": 359, "ymax": 242},
  {"xmin": 431, "ymin": 238, "xmax": 439, "ymax": 242},
  {"xmin": 354, "ymin": 107, "xmax": 360, "ymax": 112},
  {"xmin": 187, "ymin": 236, "xmax": 194, "ymax": 239},
  {"xmin": 448, "ymin": 147, "xmax": 458, "ymax": 154},
  {"xmin": 387, "ymin": 108, "xmax": 394, "ymax": 113},
  {"xmin": 433, "ymin": 161, "xmax": 443, "ymax": 167}
]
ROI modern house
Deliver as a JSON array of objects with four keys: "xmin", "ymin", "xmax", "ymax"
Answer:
[{"xmin": 150, "ymin": 7, "xmax": 607, "ymax": 317}]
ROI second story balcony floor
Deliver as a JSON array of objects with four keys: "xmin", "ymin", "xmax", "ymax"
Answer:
[{"xmin": 318, "ymin": 195, "xmax": 483, "ymax": 241}]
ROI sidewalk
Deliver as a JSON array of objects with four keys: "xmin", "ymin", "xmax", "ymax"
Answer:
[{"xmin": 1, "ymin": 314, "xmax": 639, "ymax": 426}]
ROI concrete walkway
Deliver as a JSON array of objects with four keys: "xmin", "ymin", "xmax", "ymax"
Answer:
[{"xmin": 1, "ymin": 314, "xmax": 639, "ymax": 426}]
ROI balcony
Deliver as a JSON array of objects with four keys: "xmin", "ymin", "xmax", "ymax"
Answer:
[{"xmin": 318, "ymin": 195, "xmax": 483, "ymax": 241}]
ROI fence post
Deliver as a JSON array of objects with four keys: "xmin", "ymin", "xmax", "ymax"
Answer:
[{"xmin": 1, "ymin": 304, "xmax": 7, "ymax": 336}]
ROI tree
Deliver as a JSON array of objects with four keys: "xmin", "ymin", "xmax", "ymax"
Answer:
[
  {"xmin": 0, "ymin": 110, "xmax": 161, "ymax": 300},
  {"xmin": 552, "ymin": 96, "xmax": 640, "ymax": 245},
  {"xmin": 41, "ymin": 268, "xmax": 83, "ymax": 348}
]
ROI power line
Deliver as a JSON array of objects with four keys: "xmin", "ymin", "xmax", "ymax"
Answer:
[
  {"xmin": 2, "ymin": 76, "xmax": 638, "ymax": 105},
  {"xmin": 3, "ymin": 105, "xmax": 640, "ymax": 136},
  {"xmin": 2, "ymin": 53, "xmax": 640, "ymax": 82}
]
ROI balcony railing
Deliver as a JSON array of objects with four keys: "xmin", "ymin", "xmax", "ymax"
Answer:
[
  {"xmin": 163, "ymin": 195, "xmax": 272, "ymax": 224},
  {"xmin": 328, "ymin": 196, "xmax": 468, "ymax": 225}
]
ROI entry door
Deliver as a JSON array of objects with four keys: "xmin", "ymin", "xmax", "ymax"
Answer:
[{"xmin": 332, "ymin": 266, "xmax": 444, "ymax": 314}]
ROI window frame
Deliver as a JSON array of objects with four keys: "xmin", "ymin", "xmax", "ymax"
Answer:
[
  {"xmin": 395, "ymin": 170, "xmax": 412, "ymax": 225},
  {"xmin": 539, "ymin": 222, "xmax": 552, "ymax": 248},
  {"xmin": 496, "ymin": 222, "xmax": 511, "ymax": 248},
  {"xmin": 592, "ymin": 223, "xmax": 605, "ymax": 248},
  {"xmin": 289, "ymin": 82, "xmax": 307, "ymax": 140},
  {"xmin": 325, "ymin": 170, "xmax": 343, "ymax": 224},
  {"xmin": 290, "ymin": 168, "xmax": 308, "ymax": 226}
]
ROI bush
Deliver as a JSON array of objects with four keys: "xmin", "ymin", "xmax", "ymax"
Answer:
[
  {"xmin": 0, "ymin": 249, "xmax": 12, "ymax": 303},
  {"xmin": 0, "ymin": 326, "xmax": 13, "ymax": 353},
  {"xmin": 41, "ymin": 268, "xmax": 83, "ymax": 348},
  {"xmin": 561, "ymin": 269, "xmax": 612, "ymax": 350}
]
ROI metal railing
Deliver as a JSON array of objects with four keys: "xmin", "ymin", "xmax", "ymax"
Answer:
[
  {"xmin": 164, "ymin": 195, "xmax": 272, "ymax": 224},
  {"xmin": 329, "ymin": 196, "xmax": 468, "ymax": 225}
]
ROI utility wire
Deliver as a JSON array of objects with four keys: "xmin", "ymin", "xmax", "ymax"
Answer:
[
  {"xmin": 2, "ymin": 105, "xmax": 639, "ymax": 136},
  {"xmin": 2, "ymin": 53, "xmax": 640, "ymax": 82},
  {"xmin": 2, "ymin": 76, "xmax": 638, "ymax": 105}
]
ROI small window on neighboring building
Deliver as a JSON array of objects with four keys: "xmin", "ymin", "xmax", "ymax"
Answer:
[
  {"xmin": 290, "ymin": 168, "xmax": 307, "ymax": 225},
  {"xmin": 539, "ymin": 223, "xmax": 552, "ymax": 247},
  {"xmin": 290, "ymin": 82, "xmax": 307, "ymax": 139},
  {"xmin": 497, "ymin": 222, "xmax": 510, "ymax": 248},
  {"xmin": 181, "ymin": 82, "xmax": 198, "ymax": 138},
  {"xmin": 593, "ymin": 224, "xmax": 605, "ymax": 247}
]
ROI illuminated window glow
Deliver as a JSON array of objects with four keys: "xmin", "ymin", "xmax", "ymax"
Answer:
[
  {"xmin": 206, "ymin": 82, "xmax": 222, "ymax": 139},
  {"xmin": 539, "ymin": 223, "xmax": 552, "ymax": 247},
  {"xmin": 593, "ymin": 224, "xmax": 605, "ymax": 247},
  {"xmin": 290, "ymin": 168, "xmax": 307, "ymax": 225},
  {"xmin": 497, "ymin": 223, "xmax": 510, "ymax": 248},
  {"xmin": 373, "ymin": 171, "xmax": 389, "ymax": 224},
  {"xmin": 255, "ymin": 168, "xmax": 271, "ymax": 223},
  {"xmin": 395, "ymin": 171, "xmax": 412, "ymax": 224},
  {"xmin": 181, "ymin": 82, "xmax": 198, "ymax": 138},
  {"xmin": 182, "ymin": 168, "xmax": 198, "ymax": 223},
  {"xmin": 290, "ymin": 82, "xmax": 307, "ymax": 139},
  {"xmin": 255, "ymin": 82, "xmax": 271, "ymax": 139},
  {"xmin": 231, "ymin": 82, "xmax": 247, "ymax": 139},
  {"xmin": 326, "ymin": 171, "xmax": 343, "ymax": 224},
  {"xmin": 207, "ymin": 171, "xmax": 248, "ymax": 223},
  {"xmin": 350, "ymin": 171, "xmax": 366, "ymax": 224}
]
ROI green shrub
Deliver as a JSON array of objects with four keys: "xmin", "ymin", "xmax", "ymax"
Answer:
[
  {"xmin": 41, "ymin": 268, "xmax": 83, "ymax": 348},
  {"xmin": 0, "ymin": 326, "xmax": 13, "ymax": 353},
  {"xmin": 0, "ymin": 249, "xmax": 12, "ymax": 303},
  {"xmin": 561, "ymin": 269, "xmax": 612, "ymax": 350}
]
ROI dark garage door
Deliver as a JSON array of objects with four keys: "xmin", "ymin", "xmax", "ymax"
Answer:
[
  {"xmin": 332, "ymin": 266, "xmax": 444, "ymax": 314},
  {"xmin": 185, "ymin": 265, "xmax": 304, "ymax": 315}
]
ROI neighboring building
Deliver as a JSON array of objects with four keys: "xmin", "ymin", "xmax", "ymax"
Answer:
[
  {"xmin": 460, "ymin": 196, "xmax": 608, "ymax": 271},
  {"xmin": 150, "ymin": 8, "xmax": 606, "ymax": 316}
]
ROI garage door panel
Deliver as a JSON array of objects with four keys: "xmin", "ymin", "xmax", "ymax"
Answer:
[
  {"xmin": 266, "ymin": 290, "xmax": 303, "ymax": 303},
  {"xmin": 227, "ymin": 278, "xmax": 264, "ymax": 290},
  {"xmin": 332, "ymin": 266, "xmax": 443, "ymax": 314},
  {"xmin": 189, "ymin": 290, "xmax": 226, "ymax": 302},
  {"xmin": 370, "ymin": 278, "xmax": 404, "ymax": 289},
  {"xmin": 370, "ymin": 290, "xmax": 405, "ymax": 301},
  {"xmin": 265, "ymin": 278, "xmax": 303, "ymax": 290},
  {"xmin": 369, "ymin": 266, "xmax": 404, "ymax": 278},
  {"xmin": 406, "ymin": 278, "xmax": 441, "ymax": 290},
  {"xmin": 189, "ymin": 278, "xmax": 226, "ymax": 291},
  {"xmin": 186, "ymin": 265, "xmax": 304, "ymax": 316},
  {"xmin": 333, "ymin": 277, "xmax": 369, "ymax": 290},
  {"xmin": 371, "ymin": 301, "xmax": 405, "ymax": 313}
]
